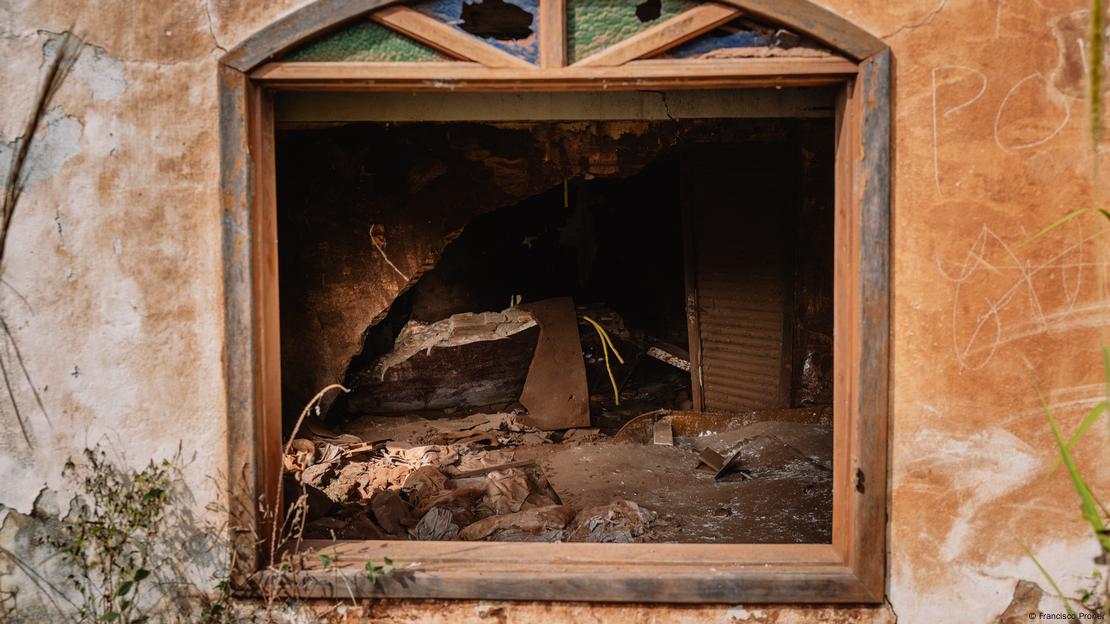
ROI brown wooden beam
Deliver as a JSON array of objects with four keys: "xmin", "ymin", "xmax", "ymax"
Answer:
[
  {"xmin": 721, "ymin": 0, "xmax": 885, "ymax": 61},
  {"xmin": 220, "ymin": 0, "xmax": 402, "ymax": 71},
  {"xmin": 251, "ymin": 57, "xmax": 858, "ymax": 91},
  {"xmin": 370, "ymin": 5, "xmax": 535, "ymax": 69},
  {"xmin": 573, "ymin": 3, "xmax": 742, "ymax": 67},
  {"xmin": 538, "ymin": 0, "xmax": 566, "ymax": 68}
]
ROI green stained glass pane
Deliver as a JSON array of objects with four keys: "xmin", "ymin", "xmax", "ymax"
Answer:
[
  {"xmin": 283, "ymin": 20, "xmax": 447, "ymax": 62},
  {"xmin": 567, "ymin": 0, "xmax": 701, "ymax": 64}
]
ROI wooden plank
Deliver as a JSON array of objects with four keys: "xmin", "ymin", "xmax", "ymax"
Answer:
[
  {"xmin": 830, "ymin": 73, "xmax": 857, "ymax": 569},
  {"xmin": 249, "ymin": 85, "xmax": 284, "ymax": 569},
  {"xmin": 538, "ymin": 0, "xmax": 566, "ymax": 68},
  {"xmin": 720, "ymin": 0, "xmax": 885, "ymax": 62},
  {"xmin": 250, "ymin": 57, "xmax": 859, "ymax": 90},
  {"xmin": 370, "ymin": 5, "xmax": 535, "ymax": 68},
  {"xmin": 680, "ymin": 158, "xmax": 703, "ymax": 411},
  {"xmin": 257, "ymin": 555, "xmax": 872, "ymax": 602},
  {"xmin": 295, "ymin": 539, "xmax": 846, "ymax": 566},
  {"xmin": 517, "ymin": 297, "xmax": 590, "ymax": 430},
  {"xmin": 574, "ymin": 3, "xmax": 741, "ymax": 67},
  {"xmin": 653, "ymin": 418, "xmax": 674, "ymax": 446},
  {"xmin": 276, "ymin": 88, "xmax": 838, "ymax": 123},
  {"xmin": 221, "ymin": 0, "xmax": 403, "ymax": 71},
  {"xmin": 849, "ymin": 48, "xmax": 891, "ymax": 602},
  {"xmin": 218, "ymin": 64, "xmax": 260, "ymax": 584}
]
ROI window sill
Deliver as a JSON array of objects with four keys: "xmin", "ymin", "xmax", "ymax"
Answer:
[{"xmin": 252, "ymin": 540, "xmax": 879, "ymax": 603}]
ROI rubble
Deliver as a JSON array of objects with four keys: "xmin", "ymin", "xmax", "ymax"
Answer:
[
  {"xmin": 282, "ymin": 404, "xmax": 833, "ymax": 543},
  {"xmin": 410, "ymin": 507, "xmax": 459, "ymax": 541},
  {"xmin": 567, "ymin": 500, "xmax": 657, "ymax": 543},
  {"xmin": 347, "ymin": 308, "xmax": 541, "ymax": 414},
  {"xmin": 458, "ymin": 505, "xmax": 577, "ymax": 541}
]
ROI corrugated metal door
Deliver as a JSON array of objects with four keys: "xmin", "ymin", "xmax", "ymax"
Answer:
[{"xmin": 683, "ymin": 147, "xmax": 795, "ymax": 412}]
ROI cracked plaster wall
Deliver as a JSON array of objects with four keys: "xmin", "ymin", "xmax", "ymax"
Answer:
[{"xmin": 0, "ymin": 0, "xmax": 1108, "ymax": 622}]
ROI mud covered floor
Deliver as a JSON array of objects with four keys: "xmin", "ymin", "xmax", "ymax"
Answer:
[{"xmin": 285, "ymin": 410, "xmax": 832, "ymax": 544}]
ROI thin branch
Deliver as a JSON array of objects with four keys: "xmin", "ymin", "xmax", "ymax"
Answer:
[
  {"xmin": 0, "ymin": 30, "xmax": 85, "ymax": 269},
  {"xmin": 0, "ymin": 316, "xmax": 48, "ymax": 423},
  {"xmin": 0, "ymin": 348, "xmax": 31, "ymax": 446},
  {"xmin": 0, "ymin": 545, "xmax": 76, "ymax": 618},
  {"xmin": 0, "ymin": 279, "xmax": 31, "ymax": 311}
]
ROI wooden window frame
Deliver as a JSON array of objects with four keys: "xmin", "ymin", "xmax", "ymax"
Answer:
[{"xmin": 218, "ymin": 0, "xmax": 890, "ymax": 604}]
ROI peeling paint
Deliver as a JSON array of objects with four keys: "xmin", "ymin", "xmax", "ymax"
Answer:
[{"xmin": 4, "ymin": 107, "xmax": 82, "ymax": 189}]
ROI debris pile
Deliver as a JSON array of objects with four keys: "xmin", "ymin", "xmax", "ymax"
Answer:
[{"xmin": 284, "ymin": 412, "xmax": 659, "ymax": 543}]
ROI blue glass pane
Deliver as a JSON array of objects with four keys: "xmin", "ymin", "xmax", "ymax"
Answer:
[
  {"xmin": 412, "ymin": 0, "xmax": 540, "ymax": 64},
  {"xmin": 662, "ymin": 18, "xmax": 830, "ymax": 60}
]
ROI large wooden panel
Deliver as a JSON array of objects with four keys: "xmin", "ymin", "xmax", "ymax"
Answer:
[{"xmin": 684, "ymin": 147, "xmax": 797, "ymax": 412}]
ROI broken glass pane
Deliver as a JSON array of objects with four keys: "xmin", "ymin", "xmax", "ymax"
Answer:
[
  {"xmin": 567, "ymin": 0, "xmax": 699, "ymax": 63},
  {"xmin": 657, "ymin": 17, "xmax": 834, "ymax": 60},
  {"xmin": 412, "ymin": 0, "xmax": 540, "ymax": 64}
]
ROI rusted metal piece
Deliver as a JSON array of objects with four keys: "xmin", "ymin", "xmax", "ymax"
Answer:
[
  {"xmin": 682, "ymin": 147, "xmax": 795, "ymax": 413},
  {"xmin": 612, "ymin": 406, "xmax": 831, "ymax": 444},
  {"xmin": 517, "ymin": 297, "xmax": 590, "ymax": 431}
]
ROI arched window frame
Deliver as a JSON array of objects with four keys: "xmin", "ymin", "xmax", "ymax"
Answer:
[{"xmin": 219, "ymin": 0, "xmax": 891, "ymax": 603}]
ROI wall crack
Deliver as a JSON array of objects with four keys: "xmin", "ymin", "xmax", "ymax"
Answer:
[{"xmin": 882, "ymin": 0, "xmax": 948, "ymax": 39}]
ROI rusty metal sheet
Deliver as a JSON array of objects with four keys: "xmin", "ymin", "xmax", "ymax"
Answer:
[
  {"xmin": 517, "ymin": 297, "xmax": 590, "ymax": 430},
  {"xmin": 684, "ymin": 148, "xmax": 796, "ymax": 412}
]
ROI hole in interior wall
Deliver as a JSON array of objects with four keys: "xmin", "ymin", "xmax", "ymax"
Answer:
[
  {"xmin": 460, "ymin": 0, "xmax": 534, "ymax": 40},
  {"xmin": 635, "ymin": 0, "xmax": 662, "ymax": 22}
]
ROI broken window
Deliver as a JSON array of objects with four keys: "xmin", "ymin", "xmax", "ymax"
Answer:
[
  {"xmin": 566, "ymin": 0, "xmax": 699, "ymax": 63},
  {"xmin": 274, "ymin": 91, "xmax": 835, "ymax": 545},
  {"xmin": 413, "ymin": 0, "xmax": 540, "ymax": 63},
  {"xmin": 656, "ymin": 17, "xmax": 835, "ymax": 60}
]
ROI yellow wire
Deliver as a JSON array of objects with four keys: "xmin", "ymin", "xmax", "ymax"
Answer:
[{"xmin": 582, "ymin": 315, "xmax": 624, "ymax": 405}]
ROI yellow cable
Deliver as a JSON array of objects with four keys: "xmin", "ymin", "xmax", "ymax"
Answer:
[{"xmin": 582, "ymin": 315, "xmax": 624, "ymax": 405}]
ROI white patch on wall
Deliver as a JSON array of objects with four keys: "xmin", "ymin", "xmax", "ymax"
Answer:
[
  {"xmin": 0, "ymin": 107, "xmax": 83, "ymax": 189},
  {"xmin": 725, "ymin": 606, "xmax": 765, "ymax": 621},
  {"xmin": 42, "ymin": 36, "xmax": 127, "ymax": 102},
  {"xmin": 73, "ymin": 46, "xmax": 127, "ymax": 101},
  {"xmin": 905, "ymin": 427, "xmax": 1038, "ymax": 562}
]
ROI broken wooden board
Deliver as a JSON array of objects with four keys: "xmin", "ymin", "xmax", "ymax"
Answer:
[
  {"xmin": 612, "ymin": 405, "xmax": 832, "ymax": 444},
  {"xmin": 695, "ymin": 447, "xmax": 747, "ymax": 480},
  {"xmin": 517, "ymin": 297, "xmax": 590, "ymax": 431},
  {"xmin": 653, "ymin": 418, "xmax": 674, "ymax": 446},
  {"xmin": 646, "ymin": 339, "xmax": 690, "ymax": 372}
]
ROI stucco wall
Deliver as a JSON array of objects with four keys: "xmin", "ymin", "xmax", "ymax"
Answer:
[{"xmin": 1, "ymin": 0, "xmax": 1108, "ymax": 622}]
